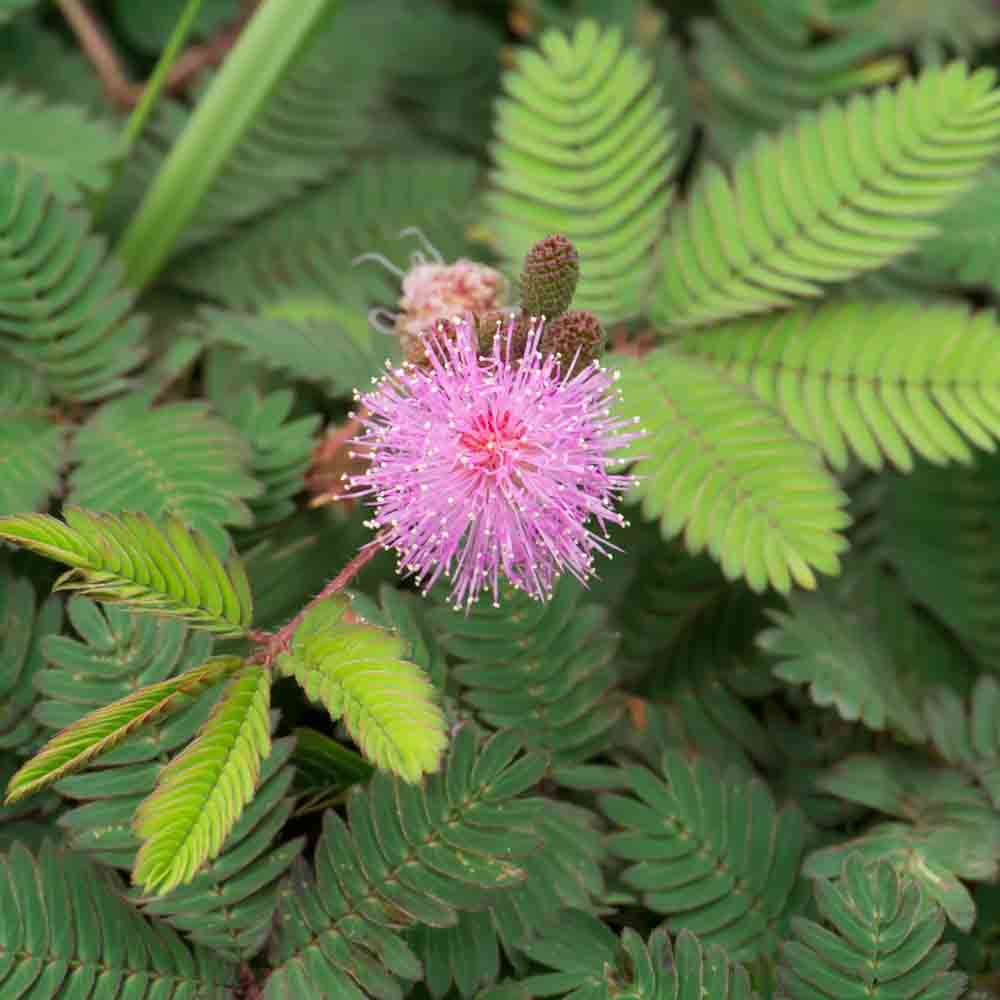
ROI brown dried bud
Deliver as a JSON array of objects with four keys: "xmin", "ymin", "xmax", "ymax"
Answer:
[{"xmin": 539, "ymin": 309, "xmax": 606, "ymax": 374}]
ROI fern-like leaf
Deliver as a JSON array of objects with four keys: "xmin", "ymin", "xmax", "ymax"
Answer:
[
  {"xmin": 192, "ymin": 301, "xmax": 389, "ymax": 399},
  {"xmin": 778, "ymin": 853, "xmax": 966, "ymax": 1000},
  {"xmin": 264, "ymin": 727, "xmax": 546, "ymax": 999},
  {"xmin": 683, "ymin": 300, "xmax": 1000, "ymax": 472},
  {"xmin": 692, "ymin": 0, "xmax": 904, "ymax": 161},
  {"xmin": 758, "ymin": 570, "xmax": 942, "ymax": 741},
  {"xmin": 882, "ymin": 454, "xmax": 1000, "ymax": 670},
  {"xmin": 0, "ymin": 158, "xmax": 146, "ymax": 400},
  {"xmin": 924, "ymin": 676, "xmax": 1000, "ymax": 810},
  {"xmin": 809, "ymin": 752, "xmax": 1000, "ymax": 929},
  {"xmin": 0, "ymin": 840, "xmax": 239, "ymax": 996},
  {"xmin": 0, "ymin": 85, "xmax": 122, "ymax": 202},
  {"xmin": 519, "ymin": 915, "xmax": 758, "ymax": 1000},
  {"xmin": 654, "ymin": 62, "xmax": 1000, "ymax": 329},
  {"xmin": 277, "ymin": 594, "xmax": 446, "ymax": 782},
  {"xmin": 614, "ymin": 346, "xmax": 849, "ymax": 593},
  {"xmin": 486, "ymin": 18, "xmax": 677, "ymax": 323},
  {"xmin": 601, "ymin": 749, "xmax": 808, "ymax": 960},
  {"xmin": 0, "ymin": 563, "xmax": 61, "ymax": 755},
  {"xmin": 69, "ymin": 388, "xmax": 261, "ymax": 552},
  {"xmin": 133, "ymin": 663, "xmax": 271, "ymax": 895},
  {"xmin": 0, "ymin": 507, "xmax": 254, "ymax": 636},
  {"xmin": 427, "ymin": 577, "xmax": 622, "ymax": 770},
  {"xmin": 0, "ymin": 362, "xmax": 65, "ymax": 516},
  {"xmin": 171, "ymin": 155, "xmax": 481, "ymax": 309},
  {"xmin": 4, "ymin": 654, "xmax": 242, "ymax": 804}
]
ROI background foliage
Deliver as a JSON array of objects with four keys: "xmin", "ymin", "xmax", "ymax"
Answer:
[{"xmin": 5, "ymin": 0, "xmax": 1000, "ymax": 996}]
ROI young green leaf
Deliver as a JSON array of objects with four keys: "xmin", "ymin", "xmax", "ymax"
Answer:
[
  {"xmin": 0, "ymin": 507, "xmax": 254, "ymax": 637},
  {"xmin": 133, "ymin": 663, "xmax": 272, "ymax": 895},
  {"xmin": 4, "ymin": 655, "xmax": 242, "ymax": 804},
  {"xmin": 277, "ymin": 594, "xmax": 447, "ymax": 782}
]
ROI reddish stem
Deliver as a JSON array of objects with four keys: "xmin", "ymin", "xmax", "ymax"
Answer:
[{"xmin": 249, "ymin": 536, "xmax": 385, "ymax": 663}]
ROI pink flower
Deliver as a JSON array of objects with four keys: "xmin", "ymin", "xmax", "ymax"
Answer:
[{"xmin": 339, "ymin": 316, "xmax": 643, "ymax": 611}]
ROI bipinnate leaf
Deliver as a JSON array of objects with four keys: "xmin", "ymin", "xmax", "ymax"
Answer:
[
  {"xmin": 4, "ymin": 655, "xmax": 242, "ymax": 804},
  {"xmin": 0, "ymin": 506, "xmax": 253, "ymax": 636},
  {"xmin": 655, "ymin": 61, "xmax": 1000, "ymax": 328},
  {"xmin": 614, "ymin": 346, "xmax": 849, "ymax": 593},
  {"xmin": 778, "ymin": 854, "xmax": 966, "ymax": 1000},
  {"xmin": 133, "ymin": 663, "xmax": 272, "ymax": 895},
  {"xmin": 277, "ymin": 594, "xmax": 447, "ymax": 782}
]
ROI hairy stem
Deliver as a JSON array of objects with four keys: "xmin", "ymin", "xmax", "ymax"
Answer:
[
  {"xmin": 249, "ymin": 537, "xmax": 384, "ymax": 661},
  {"xmin": 116, "ymin": 0, "xmax": 335, "ymax": 289}
]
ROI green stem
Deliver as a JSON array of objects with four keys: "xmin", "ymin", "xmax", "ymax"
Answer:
[
  {"xmin": 116, "ymin": 0, "xmax": 335, "ymax": 290},
  {"xmin": 93, "ymin": 0, "xmax": 206, "ymax": 222},
  {"xmin": 122, "ymin": 0, "xmax": 206, "ymax": 154}
]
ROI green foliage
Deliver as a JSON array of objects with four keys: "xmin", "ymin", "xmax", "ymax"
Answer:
[
  {"xmin": 614, "ymin": 346, "xmax": 850, "ymax": 593},
  {"xmin": 0, "ymin": 562, "xmax": 60, "ymax": 755},
  {"xmin": 192, "ymin": 301, "xmax": 390, "ymax": 398},
  {"xmin": 0, "ymin": 158, "xmax": 146, "ymax": 401},
  {"xmin": 602, "ymin": 749, "xmax": 809, "ymax": 960},
  {"xmin": 0, "ymin": 507, "xmax": 254, "ymax": 636},
  {"xmin": 264, "ymin": 727, "xmax": 547, "ymax": 999},
  {"xmin": 11, "ymin": 2, "xmax": 1000, "ymax": 994},
  {"xmin": 486, "ymin": 19, "xmax": 677, "ymax": 323},
  {"xmin": 4, "ymin": 655, "xmax": 242, "ymax": 804},
  {"xmin": 133, "ymin": 663, "xmax": 272, "ymax": 894},
  {"xmin": 0, "ymin": 840, "xmax": 239, "ymax": 997},
  {"xmin": 0, "ymin": 86, "xmax": 122, "ymax": 202},
  {"xmin": 808, "ymin": 753, "xmax": 1000, "ymax": 929},
  {"xmin": 0, "ymin": 362, "xmax": 64, "ymax": 516},
  {"xmin": 427, "ymin": 577, "xmax": 623, "ymax": 771},
  {"xmin": 681, "ymin": 300, "xmax": 1000, "ymax": 472},
  {"xmin": 882, "ymin": 454, "xmax": 1000, "ymax": 670},
  {"xmin": 924, "ymin": 676, "xmax": 1000, "ymax": 809},
  {"xmin": 908, "ymin": 165, "xmax": 1000, "ymax": 292},
  {"xmin": 758, "ymin": 562, "xmax": 970, "ymax": 740},
  {"xmin": 69, "ymin": 390, "xmax": 261, "ymax": 550},
  {"xmin": 654, "ymin": 63, "xmax": 1000, "ymax": 329},
  {"xmin": 691, "ymin": 0, "xmax": 905, "ymax": 160},
  {"xmin": 277, "ymin": 593, "xmax": 447, "ymax": 782},
  {"xmin": 517, "ymin": 913, "xmax": 757, "ymax": 999},
  {"xmin": 171, "ymin": 154, "xmax": 481, "ymax": 309},
  {"xmin": 209, "ymin": 385, "xmax": 320, "ymax": 529},
  {"xmin": 778, "ymin": 853, "xmax": 966, "ymax": 999}
]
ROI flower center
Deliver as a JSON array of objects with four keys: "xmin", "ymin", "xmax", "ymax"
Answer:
[{"xmin": 458, "ymin": 409, "xmax": 528, "ymax": 475}]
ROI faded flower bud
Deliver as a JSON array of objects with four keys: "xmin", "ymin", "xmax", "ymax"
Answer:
[
  {"xmin": 518, "ymin": 234, "xmax": 580, "ymax": 319},
  {"xmin": 540, "ymin": 309, "xmax": 606, "ymax": 374}
]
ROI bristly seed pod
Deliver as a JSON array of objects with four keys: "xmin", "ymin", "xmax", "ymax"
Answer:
[
  {"xmin": 540, "ymin": 309, "xmax": 606, "ymax": 375},
  {"xmin": 518, "ymin": 234, "xmax": 580, "ymax": 320}
]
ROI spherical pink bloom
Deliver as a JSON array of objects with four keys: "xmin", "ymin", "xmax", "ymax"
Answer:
[{"xmin": 339, "ymin": 316, "xmax": 643, "ymax": 611}]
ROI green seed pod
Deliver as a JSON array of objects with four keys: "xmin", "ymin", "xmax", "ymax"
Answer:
[
  {"xmin": 518, "ymin": 234, "xmax": 580, "ymax": 320},
  {"xmin": 540, "ymin": 309, "xmax": 606, "ymax": 374}
]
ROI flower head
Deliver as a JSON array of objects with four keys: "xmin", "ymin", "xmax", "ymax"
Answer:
[{"xmin": 339, "ymin": 315, "xmax": 643, "ymax": 611}]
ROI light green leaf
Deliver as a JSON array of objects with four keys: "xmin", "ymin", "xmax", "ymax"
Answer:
[
  {"xmin": 0, "ymin": 507, "xmax": 254, "ymax": 636},
  {"xmin": 4, "ymin": 655, "xmax": 242, "ymax": 804},
  {"xmin": 133, "ymin": 663, "xmax": 272, "ymax": 895},
  {"xmin": 614, "ymin": 346, "xmax": 849, "ymax": 593},
  {"xmin": 655, "ymin": 62, "xmax": 1000, "ymax": 328},
  {"xmin": 277, "ymin": 594, "xmax": 447, "ymax": 782}
]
